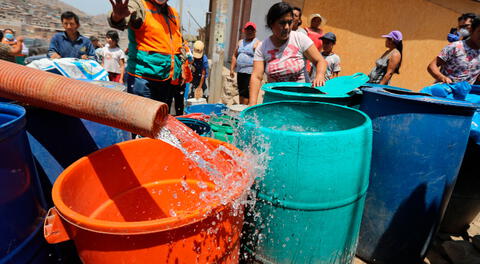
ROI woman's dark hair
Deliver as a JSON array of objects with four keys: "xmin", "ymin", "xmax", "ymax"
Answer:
[
  {"xmin": 61, "ymin": 11, "xmax": 80, "ymax": 24},
  {"xmin": 0, "ymin": 31, "xmax": 3, "ymax": 40},
  {"xmin": 293, "ymin": 7, "xmax": 302, "ymax": 27},
  {"xmin": 393, "ymin": 40, "xmax": 403, "ymax": 74},
  {"xmin": 3, "ymin": 28, "xmax": 14, "ymax": 34},
  {"xmin": 266, "ymin": 2, "xmax": 294, "ymax": 29},
  {"xmin": 106, "ymin": 30, "xmax": 120, "ymax": 45},
  {"xmin": 472, "ymin": 15, "xmax": 480, "ymax": 31},
  {"xmin": 458, "ymin": 13, "xmax": 476, "ymax": 22}
]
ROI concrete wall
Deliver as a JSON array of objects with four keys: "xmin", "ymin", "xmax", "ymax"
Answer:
[
  {"xmin": 300, "ymin": 0, "xmax": 479, "ymax": 91},
  {"xmin": 250, "ymin": 0, "xmax": 279, "ymax": 44},
  {"xmin": 223, "ymin": 0, "xmax": 234, "ymax": 64}
]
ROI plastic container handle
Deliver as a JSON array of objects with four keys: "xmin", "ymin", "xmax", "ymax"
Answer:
[
  {"xmin": 351, "ymin": 73, "xmax": 370, "ymax": 82},
  {"xmin": 44, "ymin": 207, "xmax": 72, "ymax": 244}
]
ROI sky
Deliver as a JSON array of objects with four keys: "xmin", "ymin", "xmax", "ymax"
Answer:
[{"xmin": 60, "ymin": 0, "xmax": 208, "ymax": 34}]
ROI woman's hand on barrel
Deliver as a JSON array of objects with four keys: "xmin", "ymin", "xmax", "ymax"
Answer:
[
  {"xmin": 440, "ymin": 76, "xmax": 453, "ymax": 84},
  {"xmin": 109, "ymin": 0, "xmax": 131, "ymax": 22},
  {"xmin": 312, "ymin": 72, "xmax": 326, "ymax": 87}
]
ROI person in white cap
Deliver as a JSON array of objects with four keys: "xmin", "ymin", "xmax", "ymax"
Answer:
[
  {"xmin": 230, "ymin": 21, "xmax": 260, "ymax": 105},
  {"xmin": 368, "ymin": 30, "xmax": 403, "ymax": 85},
  {"xmin": 304, "ymin": 14, "xmax": 326, "ymax": 46},
  {"xmin": 306, "ymin": 14, "xmax": 326, "ymax": 35}
]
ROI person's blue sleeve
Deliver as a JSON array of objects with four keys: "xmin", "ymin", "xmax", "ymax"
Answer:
[
  {"xmin": 85, "ymin": 40, "xmax": 96, "ymax": 59},
  {"xmin": 203, "ymin": 55, "xmax": 209, "ymax": 78},
  {"xmin": 48, "ymin": 34, "xmax": 60, "ymax": 58},
  {"xmin": 447, "ymin": 33, "xmax": 460, "ymax": 43}
]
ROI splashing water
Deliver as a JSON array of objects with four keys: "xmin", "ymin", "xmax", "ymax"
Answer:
[
  {"xmin": 155, "ymin": 113, "xmax": 272, "ymax": 262},
  {"xmin": 156, "ymin": 115, "xmax": 270, "ymax": 217}
]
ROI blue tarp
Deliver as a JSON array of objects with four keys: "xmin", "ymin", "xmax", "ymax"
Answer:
[{"xmin": 421, "ymin": 82, "xmax": 480, "ymax": 145}]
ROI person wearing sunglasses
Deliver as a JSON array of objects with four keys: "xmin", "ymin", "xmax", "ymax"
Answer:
[
  {"xmin": 249, "ymin": 2, "xmax": 327, "ymax": 106},
  {"xmin": 448, "ymin": 13, "xmax": 476, "ymax": 43},
  {"xmin": 429, "ymin": 16, "xmax": 480, "ymax": 85}
]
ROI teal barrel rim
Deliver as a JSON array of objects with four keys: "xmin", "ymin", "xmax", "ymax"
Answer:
[
  {"xmin": 262, "ymin": 82, "xmax": 351, "ymax": 99},
  {"xmin": 240, "ymin": 100, "xmax": 372, "ymax": 136},
  {"xmin": 261, "ymin": 82, "xmax": 360, "ymax": 107},
  {"xmin": 239, "ymin": 101, "xmax": 373, "ymax": 263}
]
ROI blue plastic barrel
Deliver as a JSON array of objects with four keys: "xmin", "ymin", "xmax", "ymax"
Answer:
[
  {"xmin": 357, "ymin": 87, "xmax": 477, "ymax": 264},
  {"xmin": 239, "ymin": 101, "xmax": 372, "ymax": 263},
  {"xmin": 185, "ymin": 103, "xmax": 228, "ymax": 116},
  {"xmin": 176, "ymin": 117, "xmax": 213, "ymax": 137},
  {"xmin": 0, "ymin": 103, "xmax": 50, "ymax": 264}
]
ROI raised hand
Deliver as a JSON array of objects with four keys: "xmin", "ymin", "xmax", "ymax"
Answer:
[{"xmin": 109, "ymin": 0, "xmax": 131, "ymax": 21}]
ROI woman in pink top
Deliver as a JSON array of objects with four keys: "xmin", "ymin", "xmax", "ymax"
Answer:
[{"xmin": 249, "ymin": 2, "xmax": 327, "ymax": 105}]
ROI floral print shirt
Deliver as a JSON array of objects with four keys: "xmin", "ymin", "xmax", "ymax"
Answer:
[{"xmin": 438, "ymin": 40, "xmax": 480, "ymax": 84}]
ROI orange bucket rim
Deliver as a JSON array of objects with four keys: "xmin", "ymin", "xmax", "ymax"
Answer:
[{"xmin": 51, "ymin": 137, "xmax": 251, "ymax": 235}]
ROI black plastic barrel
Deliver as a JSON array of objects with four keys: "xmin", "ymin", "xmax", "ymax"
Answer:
[{"xmin": 25, "ymin": 81, "xmax": 132, "ymax": 198}]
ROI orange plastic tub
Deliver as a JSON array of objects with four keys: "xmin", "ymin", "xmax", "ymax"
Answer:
[{"xmin": 44, "ymin": 138, "xmax": 250, "ymax": 264}]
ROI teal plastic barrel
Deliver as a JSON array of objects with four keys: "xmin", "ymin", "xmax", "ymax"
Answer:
[
  {"xmin": 238, "ymin": 101, "xmax": 372, "ymax": 263},
  {"xmin": 262, "ymin": 82, "xmax": 360, "ymax": 106}
]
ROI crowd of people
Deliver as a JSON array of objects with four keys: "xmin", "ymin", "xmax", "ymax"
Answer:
[{"xmin": 0, "ymin": 1, "xmax": 479, "ymax": 112}]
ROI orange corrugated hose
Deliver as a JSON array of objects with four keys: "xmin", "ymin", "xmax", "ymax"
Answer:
[{"xmin": 0, "ymin": 60, "xmax": 169, "ymax": 138}]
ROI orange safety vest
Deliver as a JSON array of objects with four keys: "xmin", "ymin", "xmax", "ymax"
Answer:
[{"xmin": 128, "ymin": 0, "xmax": 183, "ymax": 81}]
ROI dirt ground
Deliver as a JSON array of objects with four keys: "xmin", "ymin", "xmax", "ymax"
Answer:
[{"xmin": 353, "ymin": 214, "xmax": 480, "ymax": 264}]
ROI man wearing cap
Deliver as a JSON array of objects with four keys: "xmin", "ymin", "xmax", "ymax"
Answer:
[
  {"xmin": 191, "ymin": 40, "xmax": 209, "ymax": 98},
  {"xmin": 230, "ymin": 22, "xmax": 260, "ymax": 105},
  {"xmin": 428, "ymin": 16, "xmax": 480, "ymax": 85},
  {"xmin": 108, "ymin": 0, "xmax": 184, "ymax": 105},
  {"xmin": 321, "ymin": 32, "xmax": 341, "ymax": 80},
  {"xmin": 368, "ymin": 30, "xmax": 403, "ymax": 85}
]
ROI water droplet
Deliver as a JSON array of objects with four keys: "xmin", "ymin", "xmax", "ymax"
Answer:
[{"xmin": 197, "ymin": 181, "xmax": 208, "ymax": 189}]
